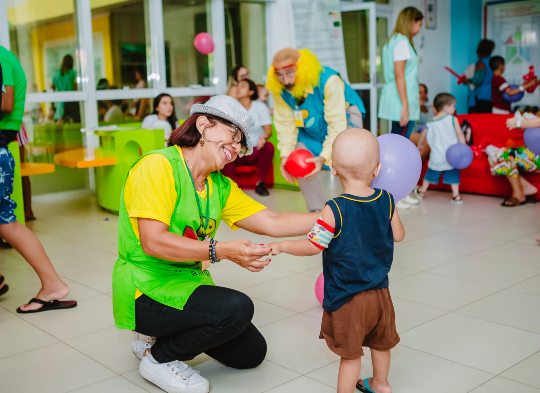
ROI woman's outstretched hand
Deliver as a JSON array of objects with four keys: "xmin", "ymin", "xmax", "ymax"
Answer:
[{"xmin": 217, "ymin": 240, "xmax": 272, "ymax": 272}]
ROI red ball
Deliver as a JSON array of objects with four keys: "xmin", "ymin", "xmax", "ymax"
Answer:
[{"xmin": 285, "ymin": 149, "xmax": 316, "ymax": 178}]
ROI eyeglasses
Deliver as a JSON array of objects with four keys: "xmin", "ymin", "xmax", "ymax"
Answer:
[
  {"xmin": 222, "ymin": 124, "xmax": 248, "ymax": 156},
  {"xmin": 275, "ymin": 67, "xmax": 296, "ymax": 81}
]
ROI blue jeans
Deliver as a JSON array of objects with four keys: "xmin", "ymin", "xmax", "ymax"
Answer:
[
  {"xmin": 0, "ymin": 147, "xmax": 17, "ymax": 224},
  {"xmin": 391, "ymin": 121, "xmax": 416, "ymax": 139}
]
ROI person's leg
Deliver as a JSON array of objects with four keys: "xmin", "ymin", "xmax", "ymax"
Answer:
[
  {"xmin": 507, "ymin": 175, "xmax": 525, "ymax": 202},
  {"xmin": 337, "ymin": 357, "xmax": 361, "ymax": 393},
  {"xmin": 404, "ymin": 121, "xmax": 416, "ymax": 139},
  {"xmin": 367, "ymin": 349, "xmax": 392, "ymax": 393},
  {"xmin": 519, "ymin": 176, "xmax": 538, "ymax": 197},
  {"xmin": 135, "ymin": 285, "xmax": 258, "ymax": 364},
  {"xmin": 295, "ymin": 142, "xmax": 332, "ymax": 211},
  {"xmin": 256, "ymin": 142, "xmax": 275, "ymax": 184},
  {"xmin": 0, "ymin": 222, "xmax": 70, "ymax": 308},
  {"xmin": 204, "ymin": 322, "xmax": 267, "ymax": 369},
  {"xmin": 0, "ymin": 147, "xmax": 69, "ymax": 311}
]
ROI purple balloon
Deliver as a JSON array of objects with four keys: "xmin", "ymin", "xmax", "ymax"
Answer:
[
  {"xmin": 371, "ymin": 134, "xmax": 422, "ymax": 202},
  {"xmin": 446, "ymin": 143, "xmax": 473, "ymax": 169},
  {"xmin": 524, "ymin": 127, "xmax": 540, "ymax": 155},
  {"xmin": 502, "ymin": 84, "xmax": 525, "ymax": 103}
]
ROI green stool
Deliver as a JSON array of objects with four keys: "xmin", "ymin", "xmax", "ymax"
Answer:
[
  {"xmin": 95, "ymin": 128, "xmax": 165, "ymax": 213},
  {"xmin": 8, "ymin": 141, "xmax": 24, "ymax": 224}
]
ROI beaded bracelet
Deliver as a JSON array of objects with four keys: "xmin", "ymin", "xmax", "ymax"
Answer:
[{"xmin": 209, "ymin": 238, "xmax": 220, "ymax": 264}]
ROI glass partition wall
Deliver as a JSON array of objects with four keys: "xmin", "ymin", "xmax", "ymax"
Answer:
[{"xmin": 1, "ymin": 0, "xmax": 267, "ymax": 195}]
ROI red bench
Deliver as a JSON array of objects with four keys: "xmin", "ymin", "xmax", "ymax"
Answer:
[{"xmin": 421, "ymin": 114, "xmax": 540, "ymax": 201}]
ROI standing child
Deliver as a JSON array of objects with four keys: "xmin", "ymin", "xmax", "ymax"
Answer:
[
  {"xmin": 415, "ymin": 93, "xmax": 466, "ymax": 203},
  {"xmin": 490, "ymin": 56, "xmax": 537, "ymax": 114},
  {"xmin": 271, "ymin": 129, "xmax": 405, "ymax": 393}
]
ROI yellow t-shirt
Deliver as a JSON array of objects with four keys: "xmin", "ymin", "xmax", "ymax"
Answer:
[{"xmin": 124, "ymin": 146, "xmax": 266, "ymax": 239}]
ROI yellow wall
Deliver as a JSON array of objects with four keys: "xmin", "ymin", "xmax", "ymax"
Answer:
[
  {"xmin": 8, "ymin": 0, "xmax": 129, "ymax": 25},
  {"xmin": 30, "ymin": 14, "xmax": 114, "ymax": 91}
]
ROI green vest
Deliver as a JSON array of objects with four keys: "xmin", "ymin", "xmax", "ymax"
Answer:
[
  {"xmin": 112, "ymin": 146, "xmax": 231, "ymax": 330},
  {"xmin": 378, "ymin": 34, "xmax": 420, "ymax": 122}
]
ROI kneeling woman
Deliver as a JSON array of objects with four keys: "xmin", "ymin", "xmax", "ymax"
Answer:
[{"xmin": 113, "ymin": 95, "xmax": 317, "ymax": 393}]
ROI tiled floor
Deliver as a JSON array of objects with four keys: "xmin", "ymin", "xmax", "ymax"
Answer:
[{"xmin": 0, "ymin": 189, "xmax": 539, "ymax": 393}]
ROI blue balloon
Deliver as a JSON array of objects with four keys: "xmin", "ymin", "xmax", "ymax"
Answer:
[
  {"xmin": 371, "ymin": 134, "xmax": 422, "ymax": 202},
  {"xmin": 524, "ymin": 127, "xmax": 540, "ymax": 155},
  {"xmin": 502, "ymin": 85, "xmax": 524, "ymax": 103},
  {"xmin": 446, "ymin": 143, "xmax": 473, "ymax": 169}
]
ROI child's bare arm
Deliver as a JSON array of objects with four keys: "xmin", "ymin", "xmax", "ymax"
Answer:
[
  {"xmin": 391, "ymin": 207, "xmax": 405, "ymax": 242},
  {"xmin": 271, "ymin": 239, "xmax": 322, "ymax": 256},
  {"xmin": 271, "ymin": 204, "xmax": 336, "ymax": 256},
  {"xmin": 453, "ymin": 117, "xmax": 466, "ymax": 144}
]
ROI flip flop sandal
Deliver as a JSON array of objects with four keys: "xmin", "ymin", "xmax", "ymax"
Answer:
[
  {"xmin": 16, "ymin": 298, "xmax": 77, "ymax": 314},
  {"xmin": 356, "ymin": 378, "xmax": 376, "ymax": 393},
  {"xmin": 500, "ymin": 197, "xmax": 526, "ymax": 207}
]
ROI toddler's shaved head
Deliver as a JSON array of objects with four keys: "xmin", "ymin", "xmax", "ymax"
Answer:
[{"xmin": 332, "ymin": 129, "xmax": 380, "ymax": 181}]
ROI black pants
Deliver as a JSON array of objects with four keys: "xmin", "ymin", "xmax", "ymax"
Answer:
[{"xmin": 135, "ymin": 285, "xmax": 267, "ymax": 369}]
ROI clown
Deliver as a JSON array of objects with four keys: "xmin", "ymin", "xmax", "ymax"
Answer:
[{"xmin": 267, "ymin": 48, "xmax": 365, "ymax": 211}]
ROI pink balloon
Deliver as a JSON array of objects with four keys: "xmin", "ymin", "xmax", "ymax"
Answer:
[
  {"xmin": 315, "ymin": 272, "xmax": 324, "ymax": 305},
  {"xmin": 194, "ymin": 32, "xmax": 215, "ymax": 55}
]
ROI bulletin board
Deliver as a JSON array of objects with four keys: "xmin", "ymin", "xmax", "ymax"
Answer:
[{"xmin": 486, "ymin": 0, "xmax": 540, "ymax": 106}]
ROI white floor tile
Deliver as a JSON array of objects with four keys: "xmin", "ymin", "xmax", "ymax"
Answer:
[
  {"xmin": 511, "ymin": 275, "xmax": 540, "ymax": 297},
  {"xmin": 427, "ymin": 256, "xmax": 540, "ymax": 288},
  {"xmin": 502, "ymin": 351, "xmax": 540, "ymax": 389},
  {"xmin": 260, "ymin": 314, "xmax": 338, "ymax": 374},
  {"xmin": 390, "ymin": 272, "xmax": 500, "ymax": 310},
  {"xmin": 0, "ymin": 317, "xmax": 58, "ymax": 357},
  {"xmin": 475, "ymin": 243, "xmax": 540, "ymax": 268},
  {"xmin": 264, "ymin": 376, "xmax": 334, "ymax": 393},
  {"xmin": 69, "ymin": 376, "xmax": 148, "ymax": 393},
  {"xmin": 245, "ymin": 273, "xmax": 322, "ymax": 312},
  {"xmin": 196, "ymin": 360, "xmax": 300, "ymax": 393},
  {"xmin": 392, "ymin": 297, "xmax": 447, "ymax": 333},
  {"xmin": 400, "ymin": 313, "xmax": 540, "ymax": 374},
  {"xmin": 458, "ymin": 290, "xmax": 540, "ymax": 334},
  {"xmin": 66, "ymin": 327, "xmax": 141, "ymax": 374},
  {"xmin": 0, "ymin": 342, "xmax": 115, "ymax": 393},
  {"xmin": 470, "ymin": 377, "xmax": 540, "ymax": 393}
]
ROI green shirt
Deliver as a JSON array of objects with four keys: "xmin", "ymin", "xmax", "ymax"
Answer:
[
  {"xmin": 112, "ymin": 146, "xmax": 232, "ymax": 330},
  {"xmin": 0, "ymin": 46, "xmax": 26, "ymax": 131}
]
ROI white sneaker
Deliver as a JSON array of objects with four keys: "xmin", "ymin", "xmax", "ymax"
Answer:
[
  {"xmin": 139, "ymin": 355, "xmax": 209, "ymax": 393},
  {"xmin": 131, "ymin": 336, "xmax": 156, "ymax": 360},
  {"xmin": 402, "ymin": 194, "xmax": 420, "ymax": 205},
  {"xmin": 396, "ymin": 200, "xmax": 410, "ymax": 210}
]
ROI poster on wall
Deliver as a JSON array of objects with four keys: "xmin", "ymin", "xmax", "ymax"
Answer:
[
  {"xmin": 290, "ymin": 0, "xmax": 349, "ymax": 81},
  {"xmin": 486, "ymin": 0, "xmax": 540, "ymax": 107}
]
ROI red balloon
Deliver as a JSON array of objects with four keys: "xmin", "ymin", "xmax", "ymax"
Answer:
[
  {"xmin": 285, "ymin": 149, "xmax": 316, "ymax": 178},
  {"xmin": 193, "ymin": 32, "xmax": 214, "ymax": 55}
]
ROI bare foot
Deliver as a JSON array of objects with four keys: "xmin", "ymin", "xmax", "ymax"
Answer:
[{"xmin": 17, "ymin": 282, "xmax": 70, "ymax": 312}]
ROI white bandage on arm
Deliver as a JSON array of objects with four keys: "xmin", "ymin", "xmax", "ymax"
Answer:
[{"xmin": 307, "ymin": 219, "xmax": 335, "ymax": 250}]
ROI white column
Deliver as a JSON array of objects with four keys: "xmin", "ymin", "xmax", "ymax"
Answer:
[
  {"xmin": 210, "ymin": 0, "xmax": 226, "ymax": 93},
  {"xmin": 146, "ymin": 0, "xmax": 167, "ymax": 91}
]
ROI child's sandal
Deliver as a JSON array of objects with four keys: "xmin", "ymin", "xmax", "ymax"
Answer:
[{"xmin": 451, "ymin": 195, "xmax": 463, "ymax": 204}]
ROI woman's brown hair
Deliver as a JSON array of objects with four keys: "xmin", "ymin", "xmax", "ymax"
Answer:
[{"xmin": 392, "ymin": 7, "xmax": 424, "ymax": 48}]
